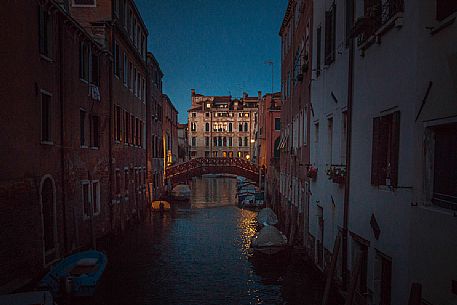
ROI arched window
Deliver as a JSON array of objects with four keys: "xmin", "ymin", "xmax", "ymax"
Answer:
[
  {"xmin": 40, "ymin": 175, "xmax": 56, "ymax": 264},
  {"xmin": 244, "ymin": 122, "xmax": 248, "ymax": 132},
  {"xmin": 205, "ymin": 122, "xmax": 210, "ymax": 132}
]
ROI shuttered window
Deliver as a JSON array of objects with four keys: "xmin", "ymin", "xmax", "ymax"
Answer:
[
  {"xmin": 324, "ymin": 3, "xmax": 336, "ymax": 65},
  {"xmin": 371, "ymin": 111, "xmax": 400, "ymax": 187},
  {"xmin": 433, "ymin": 123, "xmax": 457, "ymax": 210},
  {"xmin": 436, "ymin": 0, "xmax": 457, "ymax": 21}
]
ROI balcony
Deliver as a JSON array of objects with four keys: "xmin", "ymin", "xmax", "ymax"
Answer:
[{"xmin": 355, "ymin": 0, "xmax": 404, "ymax": 49}]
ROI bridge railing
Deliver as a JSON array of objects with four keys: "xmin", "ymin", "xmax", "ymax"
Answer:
[{"xmin": 165, "ymin": 157, "xmax": 259, "ymax": 179}]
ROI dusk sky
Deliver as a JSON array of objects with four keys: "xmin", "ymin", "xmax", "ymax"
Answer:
[{"xmin": 135, "ymin": 0, "xmax": 288, "ymax": 123}]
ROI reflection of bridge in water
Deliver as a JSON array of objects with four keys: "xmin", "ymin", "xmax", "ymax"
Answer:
[{"xmin": 165, "ymin": 157, "xmax": 260, "ymax": 187}]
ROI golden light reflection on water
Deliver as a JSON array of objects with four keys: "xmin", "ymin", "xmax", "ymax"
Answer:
[{"xmin": 238, "ymin": 208, "xmax": 258, "ymax": 255}]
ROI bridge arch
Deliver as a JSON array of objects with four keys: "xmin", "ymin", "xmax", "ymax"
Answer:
[{"xmin": 165, "ymin": 157, "xmax": 260, "ymax": 187}]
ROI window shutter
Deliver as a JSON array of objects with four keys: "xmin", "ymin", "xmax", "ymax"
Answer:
[
  {"xmin": 371, "ymin": 117, "xmax": 381, "ymax": 185},
  {"xmin": 390, "ymin": 111, "xmax": 400, "ymax": 187}
]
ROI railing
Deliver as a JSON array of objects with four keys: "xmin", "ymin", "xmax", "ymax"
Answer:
[
  {"xmin": 357, "ymin": 0, "xmax": 404, "ymax": 46},
  {"xmin": 165, "ymin": 157, "xmax": 259, "ymax": 181}
]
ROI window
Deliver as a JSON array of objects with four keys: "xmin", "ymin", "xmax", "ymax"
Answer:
[
  {"xmin": 124, "ymin": 169, "xmax": 129, "ymax": 192},
  {"xmin": 80, "ymin": 42, "xmax": 90, "ymax": 81},
  {"xmin": 80, "ymin": 109, "xmax": 86, "ymax": 146},
  {"xmin": 82, "ymin": 181, "xmax": 91, "ymax": 218},
  {"xmin": 205, "ymin": 112, "xmax": 210, "ymax": 117},
  {"xmin": 128, "ymin": 61, "xmax": 133, "ymax": 90},
  {"xmin": 115, "ymin": 106, "xmax": 122, "ymax": 141},
  {"xmin": 114, "ymin": 42, "xmax": 120, "ymax": 77},
  {"xmin": 436, "ymin": 0, "xmax": 457, "ymax": 21},
  {"xmin": 38, "ymin": 6, "xmax": 52, "ymax": 57},
  {"xmin": 223, "ymin": 137, "xmax": 227, "ymax": 147},
  {"xmin": 244, "ymin": 137, "xmax": 248, "ymax": 147},
  {"xmin": 91, "ymin": 115, "xmax": 99, "ymax": 148},
  {"xmin": 205, "ymin": 151, "xmax": 210, "ymax": 157},
  {"xmin": 239, "ymin": 137, "xmax": 242, "ymax": 147},
  {"xmin": 41, "ymin": 92, "xmax": 52, "ymax": 143},
  {"xmin": 244, "ymin": 122, "xmax": 248, "ymax": 132},
  {"xmin": 239, "ymin": 123, "xmax": 243, "ymax": 132},
  {"xmin": 91, "ymin": 181, "xmax": 100, "ymax": 215},
  {"xmin": 228, "ymin": 122, "xmax": 233, "ymax": 132},
  {"xmin": 191, "ymin": 122, "xmax": 197, "ymax": 132},
  {"xmin": 374, "ymin": 251, "xmax": 392, "ymax": 305},
  {"xmin": 341, "ymin": 111, "xmax": 348, "ymax": 163},
  {"xmin": 275, "ymin": 118, "xmax": 281, "ymax": 131},
  {"xmin": 73, "ymin": 0, "xmax": 96, "ymax": 6},
  {"xmin": 205, "ymin": 137, "xmax": 209, "ymax": 147},
  {"xmin": 324, "ymin": 4, "xmax": 336, "ymax": 65},
  {"xmin": 192, "ymin": 137, "xmax": 196, "ymax": 147},
  {"xmin": 125, "ymin": 112, "xmax": 130, "ymax": 143},
  {"xmin": 205, "ymin": 122, "xmax": 210, "ymax": 132},
  {"xmin": 192, "ymin": 112, "xmax": 196, "ymax": 117},
  {"xmin": 140, "ymin": 121, "xmax": 143, "ymax": 147},
  {"xmin": 213, "ymin": 137, "xmax": 217, "ymax": 147},
  {"xmin": 327, "ymin": 118, "xmax": 333, "ymax": 164},
  {"xmin": 228, "ymin": 137, "xmax": 233, "ymax": 147},
  {"xmin": 218, "ymin": 136, "xmax": 222, "ymax": 147},
  {"xmin": 371, "ymin": 112, "xmax": 400, "ymax": 187},
  {"xmin": 123, "ymin": 54, "xmax": 128, "ymax": 86},
  {"xmin": 432, "ymin": 123, "xmax": 457, "ymax": 210},
  {"xmin": 40, "ymin": 176, "xmax": 56, "ymax": 263},
  {"xmin": 91, "ymin": 53, "xmax": 99, "ymax": 85}
]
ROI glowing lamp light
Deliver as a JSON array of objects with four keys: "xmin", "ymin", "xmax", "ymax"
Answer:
[
  {"xmin": 250, "ymin": 139, "xmax": 255, "ymax": 143},
  {"xmin": 246, "ymin": 154, "xmax": 251, "ymax": 160}
]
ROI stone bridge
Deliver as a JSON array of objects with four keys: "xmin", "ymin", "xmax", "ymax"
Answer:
[{"xmin": 165, "ymin": 157, "xmax": 260, "ymax": 186}]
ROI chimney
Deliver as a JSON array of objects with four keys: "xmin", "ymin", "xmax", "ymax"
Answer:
[
  {"xmin": 191, "ymin": 89, "xmax": 195, "ymax": 96},
  {"xmin": 258, "ymin": 91, "xmax": 262, "ymax": 99},
  {"xmin": 243, "ymin": 92, "xmax": 248, "ymax": 99}
]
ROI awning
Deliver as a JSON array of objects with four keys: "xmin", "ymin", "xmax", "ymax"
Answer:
[{"xmin": 279, "ymin": 133, "xmax": 288, "ymax": 150}]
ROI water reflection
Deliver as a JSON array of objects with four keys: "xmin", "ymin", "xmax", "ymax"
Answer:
[{"xmin": 68, "ymin": 177, "xmax": 328, "ymax": 305}]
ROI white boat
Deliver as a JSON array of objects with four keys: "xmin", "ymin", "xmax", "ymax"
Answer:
[
  {"xmin": 0, "ymin": 291, "xmax": 54, "ymax": 305},
  {"xmin": 256, "ymin": 208, "xmax": 278, "ymax": 226},
  {"xmin": 170, "ymin": 184, "xmax": 191, "ymax": 201},
  {"xmin": 251, "ymin": 225, "xmax": 288, "ymax": 255}
]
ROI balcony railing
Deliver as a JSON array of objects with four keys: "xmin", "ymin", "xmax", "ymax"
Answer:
[{"xmin": 356, "ymin": 0, "xmax": 404, "ymax": 46}]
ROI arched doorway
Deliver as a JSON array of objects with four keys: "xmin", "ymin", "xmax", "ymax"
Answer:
[{"xmin": 40, "ymin": 175, "xmax": 57, "ymax": 265}]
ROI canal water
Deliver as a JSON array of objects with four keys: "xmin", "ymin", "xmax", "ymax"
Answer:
[{"xmin": 71, "ymin": 177, "xmax": 328, "ymax": 305}]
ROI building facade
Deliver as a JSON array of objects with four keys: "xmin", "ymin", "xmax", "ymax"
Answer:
[
  {"xmin": 0, "ymin": 0, "xmax": 112, "ymax": 291},
  {"xmin": 162, "ymin": 94, "xmax": 179, "ymax": 168},
  {"xmin": 306, "ymin": 0, "xmax": 457, "ymax": 304},
  {"xmin": 256, "ymin": 93, "xmax": 282, "ymax": 211},
  {"xmin": 278, "ymin": 0, "xmax": 313, "ymax": 247},
  {"xmin": 177, "ymin": 123, "xmax": 190, "ymax": 163},
  {"xmin": 70, "ymin": 0, "xmax": 149, "ymax": 231},
  {"xmin": 146, "ymin": 52, "xmax": 164, "ymax": 202},
  {"xmin": 188, "ymin": 90, "xmax": 259, "ymax": 160}
]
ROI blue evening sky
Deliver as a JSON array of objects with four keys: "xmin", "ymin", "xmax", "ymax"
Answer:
[{"xmin": 135, "ymin": 0, "xmax": 288, "ymax": 123}]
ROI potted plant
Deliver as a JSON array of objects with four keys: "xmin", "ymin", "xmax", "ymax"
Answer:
[{"xmin": 307, "ymin": 166, "xmax": 318, "ymax": 179}]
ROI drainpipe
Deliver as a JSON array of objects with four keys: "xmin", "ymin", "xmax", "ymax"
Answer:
[
  {"xmin": 59, "ymin": 14, "xmax": 68, "ymax": 254},
  {"xmin": 108, "ymin": 26, "xmax": 114, "ymax": 234},
  {"xmin": 342, "ymin": 0, "xmax": 355, "ymax": 291}
]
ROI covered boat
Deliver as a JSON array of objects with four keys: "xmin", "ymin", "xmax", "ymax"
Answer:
[
  {"xmin": 251, "ymin": 225, "xmax": 287, "ymax": 255},
  {"xmin": 0, "ymin": 291, "xmax": 54, "ymax": 305},
  {"xmin": 152, "ymin": 200, "xmax": 171, "ymax": 212},
  {"xmin": 39, "ymin": 250, "xmax": 107, "ymax": 297},
  {"xmin": 170, "ymin": 184, "xmax": 191, "ymax": 201},
  {"xmin": 256, "ymin": 208, "xmax": 278, "ymax": 226}
]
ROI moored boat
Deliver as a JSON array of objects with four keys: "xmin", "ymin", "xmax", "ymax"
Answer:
[
  {"xmin": 256, "ymin": 208, "xmax": 278, "ymax": 226},
  {"xmin": 39, "ymin": 250, "xmax": 107, "ymax": 297},
  {"xmin": 251, "ymin": 225, "xmax": 288, "ymax": 255},
  {"xmin": 0, "ymin": 291, "xmax": 54, "ymax": 305},
  {"xmin": 170, "ymin": 184, "xmax": 191, "ymax": 201}
]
